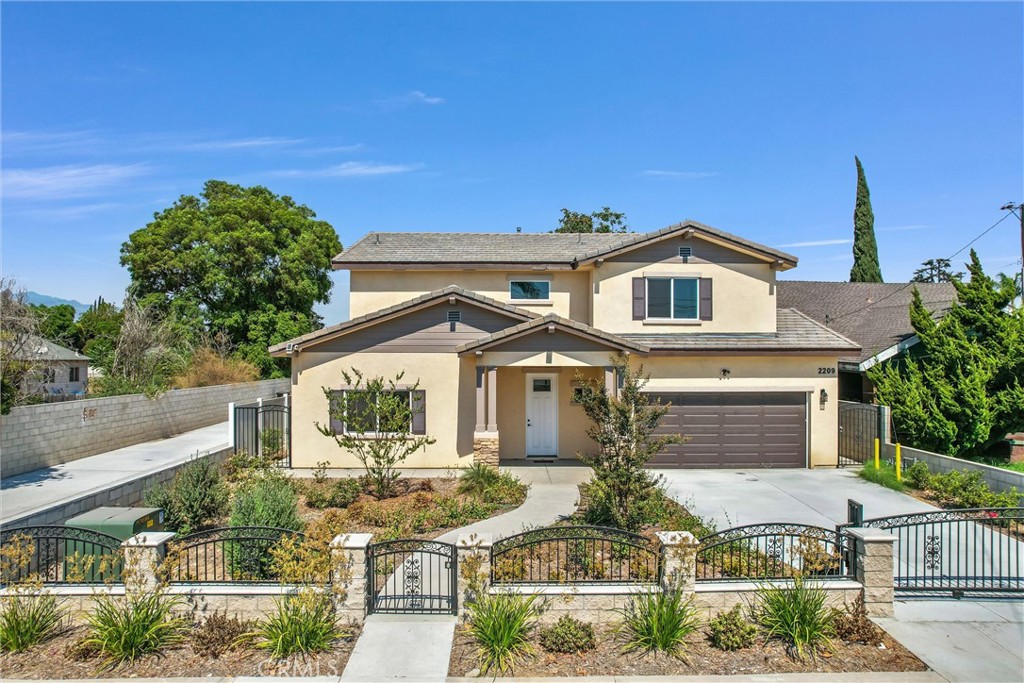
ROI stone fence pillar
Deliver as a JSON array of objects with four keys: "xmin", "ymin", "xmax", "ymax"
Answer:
[
  {"xmin": 331, "ymin": 533, "xmax": 372, "ymax": 623},
  {"xmin": 846, "ymin": 527, "xmax": 897, "ymax": 617},
  {"xmin": 456, "ymin": 532, "xmax": 492, "ymax": 621},
  {"xmin": 121, "ymin": 532, "xmax": 175, "ymax": 595},
  {"xmin": 656, "ymin": 531, "xmax": 699, "ymax": 596}
]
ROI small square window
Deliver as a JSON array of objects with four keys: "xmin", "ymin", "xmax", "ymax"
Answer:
[
  {"xmin": 532, "ymin": 379, "xmax": 552, "ymax": 392},
  {"xmin": 510, "ymin": 280, "xmax": 551, "ymax": 300}
]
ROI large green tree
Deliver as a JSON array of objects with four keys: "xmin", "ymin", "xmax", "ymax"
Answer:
[
  {"xmin": 120, "ymin": 181, "xmax": 342, "ymax": 377},
  {"xmin": 72, "ymin": 297, "xmax": 124, "ymax": 370},
  {"xmin": 849, "ymin": 156, "xmax": 883, "ymax": 283},
  {"xmin": 553, "ymin": 207, "xmax": 628, "ymax": 233},
  {"xmin": 30, "ymin": 303, "xmax": 77, "ymax": 343},
  {"xmin": 911, "ymin": 258, "xmax": 964, "ymax": 283},
  {"xmin": 869, "ymin": 251, "xmax": 1024, "ymax": 458}
]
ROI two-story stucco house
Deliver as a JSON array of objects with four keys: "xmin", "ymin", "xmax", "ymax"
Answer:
[{"xmin": 270, "ymin": 220, "xmax": 860, "ymax": 470}]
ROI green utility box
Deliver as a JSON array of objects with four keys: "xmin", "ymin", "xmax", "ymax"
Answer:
[{"xmin": 64, "ymin": 507, "xmax": 165, "ymax": 581}]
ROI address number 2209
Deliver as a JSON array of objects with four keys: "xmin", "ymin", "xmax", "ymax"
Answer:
[{"xmin": 817, "ymin": 367, "xmax": 836, "ymax": 375}]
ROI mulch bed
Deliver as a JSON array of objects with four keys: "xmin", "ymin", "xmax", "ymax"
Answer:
[
  {"xmin": 0, "ymin": 623, "xmax": 361, "ymax": 680},
  {"xmin": 448, "ymin": 625, "xmax": 927, "ymax": 678}
]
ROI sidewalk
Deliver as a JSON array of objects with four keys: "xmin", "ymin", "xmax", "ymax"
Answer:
[{"xmin": 1, "ymin": 422, "xmax": 229, "ymax": 527}]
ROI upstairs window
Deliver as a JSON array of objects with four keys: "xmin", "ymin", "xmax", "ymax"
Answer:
[
  {"xmin": 647, "ymin": 278, "xmax": 698, "ymax": 320},
  {"xmin": 509, "ymin": 280, "xmax": 550, "ymax": 301}
]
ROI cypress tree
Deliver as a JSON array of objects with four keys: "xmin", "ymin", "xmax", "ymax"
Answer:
[{"xmin": 849, "ymin": 156, "xmax": 884, "ymax": 282}]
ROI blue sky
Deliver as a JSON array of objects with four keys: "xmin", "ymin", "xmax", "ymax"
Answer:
[{"xmin": 3, "ymin": 2, "xmax": 1022, "ymax": 324}]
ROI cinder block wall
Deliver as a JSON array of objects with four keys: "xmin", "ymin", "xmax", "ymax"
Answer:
[
  {"xmin": 882, "ymin": 442, "xmax": 1024, "ymax": 495},
  {"xmin": 0, "ymin": 379, "xmax": 289, "ymax": 478}
]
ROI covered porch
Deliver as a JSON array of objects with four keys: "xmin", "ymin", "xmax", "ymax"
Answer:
[{"xmin": 458, "ymin": 314, "xmax": 649, "ymax": 466}]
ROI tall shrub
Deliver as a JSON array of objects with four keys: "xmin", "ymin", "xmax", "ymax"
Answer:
[{"xmin": 850, "ymin": 156, "xmax": 883, "ymax": 283}]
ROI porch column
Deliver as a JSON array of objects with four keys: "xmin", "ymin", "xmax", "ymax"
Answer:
[
  {"xmin": 475, "ymin": 366, "xmax": 486, "ymax": 432},
  {"xmin": 604, "ymin": 366, "xmax": 616, "ymax": 399},
  {"xmin": 486, "ymin": 366, "xmax": 498, "ymax": 432}
]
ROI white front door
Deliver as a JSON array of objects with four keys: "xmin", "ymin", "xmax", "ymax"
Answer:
[{"xmin": 525, "ymin": 373, "xmax": 558, "ymax": 456}]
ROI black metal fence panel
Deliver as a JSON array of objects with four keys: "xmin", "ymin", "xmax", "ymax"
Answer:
[
  {"xmin": 0, "ymin": 525, "xmax": 124, "ymax": 585},
  {"xmin": 490, "ymin": 526, "xmax": 661, "ymax": 585},
  {"xmin": 165, "ymin": 526, "xmax": 307, "ymax": 584},
  {"xmin": 857, "ymin": 507, "xmax": 1023, "ymax": 596},
  {"xmin": 233, "ymin": 400, "xmax": 290, "ymax": 468},
  {"xmin": 839, "ymin": 401, "xmax": 881, "ymax": 466},
  {"xmin": 696, "ymin": 523, "xmax": 852, "ymax": 582},
  {"xmin": 367, "ymin": 539, "xmax": 457, "ymax": 615}
]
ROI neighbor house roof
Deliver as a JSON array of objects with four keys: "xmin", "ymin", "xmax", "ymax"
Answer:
[
  {"xmin": 268, "ymin": 285, "xmax": 537, "ymax": 355},
  {"xmin": 776, "ymin": 281, "xmax": 957, "ymax": 368},
  {"xmin": 7, "ymin": 337, "xmax": 89, "ymax": 363},
  {"xmin": 619, "ymin": 309, "xmax": 860, "ymax": 354},
  {"xmin": 455, "ymin": 313, "xmax": 651, "ymax": 355},
  {"xmin": 333, "ymin": 220, "xmax": 798, "ymax": 270}
]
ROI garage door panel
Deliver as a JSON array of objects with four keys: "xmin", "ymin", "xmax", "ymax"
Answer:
[{"xmin": 647, "ymin": 392, "xmax": 807, "ymax": 468}]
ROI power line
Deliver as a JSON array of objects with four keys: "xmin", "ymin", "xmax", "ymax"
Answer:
[{"xmin": 829, "ymin": 212, "xmax": 1014, "ymax": 323}]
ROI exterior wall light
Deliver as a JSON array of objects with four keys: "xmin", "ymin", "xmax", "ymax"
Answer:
[
  {"xmin": 720, "ymin": 368, "xmax": 731, "ymax": 379},
  {"xmin": 819, "ymin": 388, "xmax": 829, "ymax": 410}
]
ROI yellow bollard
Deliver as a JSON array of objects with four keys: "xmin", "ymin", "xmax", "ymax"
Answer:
[
  {"xmin": 874, "ymin": 438, "xmax": 880, "ymax": 470},
  {"xmin": 895, "ymin": 443, "xmax": 902, "ymax": 481}
]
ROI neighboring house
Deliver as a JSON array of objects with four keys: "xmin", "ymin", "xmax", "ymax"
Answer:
[
  {"xmin": 776, "ymin": 281, "xmax": 957, "ymax": 403},
  {"xmin": 270, "ymin": 220, "xmax": 859, "ymax": 470},
  {"xmin": 15, "ymin": 337, "xmax": 90, "ymax": 400}
]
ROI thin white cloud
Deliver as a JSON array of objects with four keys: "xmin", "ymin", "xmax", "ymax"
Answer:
[
  {"xmin": 271, "ymin": 162, "xmax": 423, "ymax": 179},
  {"xmin": 294, "ymin": 144, "xmax": 368, "ymax": 156},
  {"xmin": 371, "ymin": 90, "xmax": 446, "ymax": 111},
  {"xmin": 2, "ymin": 163, "xmax": 150, "ymax": 199},
  {"xmin": 3, "ymin": 129, "xmax": 309, "ymax": 156},
  {"xmin": 176, "ymin": 136, "xmax": 305, "ymax": 152},
  {"xmin": 879, "ymin": 224, "xmax": 929, "ymax": 232},
  {"xmin": 779, "ymin": 238, "xmax": 853, "ymax": 248},
  {"xmin": 640, "ymin": 170, "xmax": 719, "ymax": 179}
]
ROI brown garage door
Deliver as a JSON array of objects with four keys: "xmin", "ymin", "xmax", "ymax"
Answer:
[{"xmin": 646, "ymin": 392, "xmax": 807, "ymax": 468}]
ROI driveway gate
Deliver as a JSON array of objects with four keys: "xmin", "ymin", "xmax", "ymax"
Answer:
[
  {"xmin": 233, "ymin": 398, "xmax": 290, "ymax": 468},
  {"xmin": 853, "ymin": 507, "xmax": 1024, "ymax": 597},
  {"xmin": 366, "ymin": 539, "xmax": 457, "ymax": 615}
]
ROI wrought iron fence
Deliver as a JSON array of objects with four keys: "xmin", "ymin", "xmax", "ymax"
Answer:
[
  {"xmin": 0, "ymin": 525, "xmax": 124, "ymax": 585},
  {"xmin": 490, "ymin": 525, "xmax": 661, "ymax": 584},
  {"xmin": 855, "ymin": 507, "xmax": 1023, "ymax": 595},
  {"xmin": 696, "ymin": 523, "xmax": 852, "ymax": 582},
  {"xmin": 165, "ymin": 526, "xmax": 308, "ymax": 584},
  {"xmin": 367, "ymin": 539, "xmax": 457, "ymax": 615},
  {"xmin": 233, "ymin": 398, "xmax": 290, "ymax": 468}
]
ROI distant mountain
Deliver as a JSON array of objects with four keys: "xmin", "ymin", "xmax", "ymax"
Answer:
[{"xmin": 26, "ymin": 291, "xmax": 91, "ymax": 316}]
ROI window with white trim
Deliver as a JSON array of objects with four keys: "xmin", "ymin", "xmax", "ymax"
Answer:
[
  {"xmin": 509, "ymin": 280, "xmax": 550, "ymax": 301},
  {"xmin": 646, "ymin": 277, "xmax": 698, "ymax": 320},
  {"xmin": 328, "ymin": 389, "xmax": 426, "ymax": 435}
]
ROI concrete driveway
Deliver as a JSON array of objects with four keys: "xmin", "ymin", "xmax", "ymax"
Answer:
[{"xmin": 654, "ymin": 467, "xmax": 937, "ymax": 530}]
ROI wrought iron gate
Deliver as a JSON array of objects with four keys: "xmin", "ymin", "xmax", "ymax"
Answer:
[
  {"xmin": 852, "ymin": 507, "xmax": 1023, "ymax": 597},
  {"xmin": 838, "ymin": 401, "xmax": 881, "ymax": 466},
  {"xmin": 233, "ymin": 398, "xmax": 290, "ymax": 468},
  {"xmin": 366, "ymin": 539, "xmax": 457, "ymax": 615}
]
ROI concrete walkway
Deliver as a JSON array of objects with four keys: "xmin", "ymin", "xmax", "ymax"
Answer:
[
  {"xmin": 341, "ymin": 614, "xmax": 457, "ymax": 682},
  {"xmin": 0, "ymin": 422, "xmax": 229, "ymax": 526},
  {"xmin": 876, "ymin": 599, "xmax": 1024, "ymax": 683}
]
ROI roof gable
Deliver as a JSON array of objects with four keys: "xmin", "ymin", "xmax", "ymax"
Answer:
[{"xmin": 456, "ymin": 313, "xmax": 650, "ymax": 355}]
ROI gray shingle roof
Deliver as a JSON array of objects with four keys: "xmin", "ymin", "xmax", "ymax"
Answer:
[
  {"xmin": 776, "ymin": 281, "xmax": 957, "ymax": 364},
  {"xmin": 620, "ymin": 309, "xmax": 860, "ymax": 352},
  {"xmin": 268, "ymin": 285, "xmax": 537, "ymax": 355},
  {"xmin": 333, "ymin": 220, "xmax": 798, "ymax": 268},
  {"xmin": 455, "ymin": 313, "xmax": 651, "ymax": 354},
  {"xmin": 5, "ymin": 337, "xmax": 90, "ymax": 362}
]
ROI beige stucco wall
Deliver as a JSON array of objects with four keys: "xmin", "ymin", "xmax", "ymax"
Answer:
[
  {"xmin": 495, "ymin": 366, "xmax": 601, "ymax": 461},
  {"xmin": 636, "ymin": 355, "xmax": 840, "ymax": 468},
  {"xmin": 349, "ymin": 270, "xmax": 591, "ymax": 322},
  {"xmin": 289, "ymin": 350, "xmax": 479, "ymax": 469},
  {"xmin": 592, "ymin": 234, "xmax": 778, "ymax": 334}
]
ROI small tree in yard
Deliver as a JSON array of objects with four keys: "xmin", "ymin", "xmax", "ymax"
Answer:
[
  {"xmin": 317, "ymin": 368, "xmax": 435, "ymax": 498},
  {"xmin": 574, "ymin": 356, "xmax": 683, "ymax": 530}
]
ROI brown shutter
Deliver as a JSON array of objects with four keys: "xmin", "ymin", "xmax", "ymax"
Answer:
[
  {"xmin": 699, "ymin": 278, "xmax": 713, "ymax": 321},
  {"xmin": 329, "ymin": 390, "xmax": 345, "ymax": 435},
  {"xmin": 632, "ymin": 278, "xmax": 646, "ymax": 320},
  {"xmin": 411, "ymin": 390, "xmax": 427, "ymax": 435}
]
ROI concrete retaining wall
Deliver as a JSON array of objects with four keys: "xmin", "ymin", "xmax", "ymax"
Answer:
[
  {"xmin": 882, "ymin": 442, "xmax": 1024, "ymax": 495},
  {"xmin": 0, "ymin": 378, "xmax": 289, "ymax": 478},
  {"xmin": 1, "ymin": 445, "xmax": 232, "ymax": 528}
]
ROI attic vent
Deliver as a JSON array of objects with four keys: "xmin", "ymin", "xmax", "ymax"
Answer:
[
  {"xmin": 447, "ymin": 311, "xmax": 462, "ymax": 323},
  {"xmin": 678, "ymin": 246, "xmax": 693, "ymax": 261}
]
